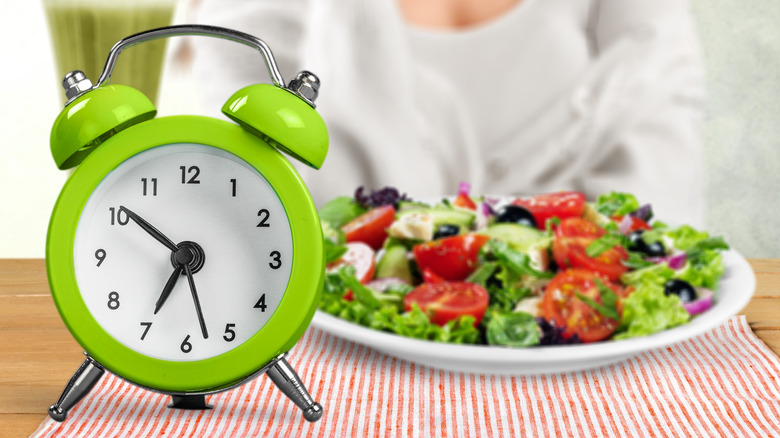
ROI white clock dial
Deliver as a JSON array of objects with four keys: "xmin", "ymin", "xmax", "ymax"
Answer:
[{"xmin": 73, "ymin": 144, "xmax": 293, "ymax": 361}]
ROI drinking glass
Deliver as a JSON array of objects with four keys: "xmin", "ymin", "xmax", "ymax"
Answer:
[{"xmin": 44, "ymin": 0, "xmax": 177, "ymax": 103}]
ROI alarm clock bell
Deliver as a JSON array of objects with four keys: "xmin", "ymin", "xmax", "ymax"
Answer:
[{"xmin": 46, "ymin": 25, "xmax": 328, "ymax": 424}]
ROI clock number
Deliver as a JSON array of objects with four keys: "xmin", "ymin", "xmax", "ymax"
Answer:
[
  {"xmin": 141, "ymin": 177, "xmax": 157, "ymax": 196},
  {"xmin": 140, "ymin": 322, "xmax": 152, "ymax": 340},
  {"xmin": 230, "ymin": 178, "xmax": 237, "ymax": 197},
  {"xmin": 223, "ymin": 323, "xmax": 236, "ymax": 342},
  {"xmin": 180, "ymin": 166, "xmax": 201, "ymax": 184},
  {"xmin": 180, "ymin": 335, "xmax": 193, "ymax": 353},
  {"xmin": 253, "ymin": 294, "xmax": 267, "ymax": 312},
  {"xmin": 269, "ymin": 251, "xmax": 282, "ymax": 269},
  {"xmin": 107, "ymin": 291, "xmax": 120, "ymax": 310},
  {"xmin": 95, "ymin": 249, "xmax": 106, "ymax": 267},
  {"xmin": 257, "ymin": 209, "xmax": 270, "ymax": 227},
  {"xmin": 109, "ymin": 207, "xmax": 129, "ymax": 226}
]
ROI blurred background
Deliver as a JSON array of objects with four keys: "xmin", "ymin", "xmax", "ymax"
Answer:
[{"xmin": 1, "ymin": 0, "xmax": 778, "ymax": 257}]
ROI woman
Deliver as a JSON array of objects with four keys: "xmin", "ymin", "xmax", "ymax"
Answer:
[{"xmin": 191, "ymin": 0, "xmax": 705, "ymax": 225}]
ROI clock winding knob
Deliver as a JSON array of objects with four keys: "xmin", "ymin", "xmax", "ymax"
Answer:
[
  {"xmin": 286, "ymin": 71, "xmax": 320, "ymax": 107},
  {"xmin": 62, "ymin": 70, "xmax": 93, "ymax": 103}
]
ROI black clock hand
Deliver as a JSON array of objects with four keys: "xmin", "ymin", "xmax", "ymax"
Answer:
[
  {"xmin": 154, "ymin": 265, "xmax": 183, "ymax": 315},
  {"xmin": 119, "ymin": 206, "xmax": 178, "ymax": 252},
  {"xmin": 183, "ymin": 263, "xmax": 208, "ymax": 339}
]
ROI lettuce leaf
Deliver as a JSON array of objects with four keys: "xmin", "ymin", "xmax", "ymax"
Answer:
[
  {"xmin": 485, "ymin": 311, "xmax": 541, "ymax": 347},
  {"xmin": 318, "ymin": 196, "xmax": 366, "ymax": 228},
  {"xmin": 677, "ymin": 250, "xmax": 726, "ymax": 289},
  {"xmin": 594, "ymin": 192, "xmax": 640, "ymax": 217},
  {"xmin": 664, "ymin": 225, "xmax": 710, "ymax": 251},
  {"xmin": 614, "ymin": 282, "xmax": 689, "ymax": 340},
  {"xmin": 630, "ymin": 223, "xmax": 729, "ymax": 290},
  {"xmin": 370, "ymin": 305, "xmax": 480, "ymax": 343},
  {"xmin": 621, "ymin": 263, "xmax": 675, "ymax": 288}
]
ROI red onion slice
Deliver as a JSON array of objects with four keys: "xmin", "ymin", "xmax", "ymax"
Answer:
[
  {"xmin": 647, "ymin": 252, "xmax": 686, "ymax": 270},
  {"xmin": 630, "ymin": 203, "xmax": 654, "ymax": 222},
  {"xmin": 683, "ymin": 288, "xmax": 714, "ymax": 315},
  {"xmin": 458, "ymin": 181, "xmax": 471, "ymax": 196},
  {"xmin": 618, "ymin": 215, "xmax": 633, "ymax": 234}
]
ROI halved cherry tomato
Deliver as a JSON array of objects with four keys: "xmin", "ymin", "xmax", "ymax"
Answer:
[
  {"xmin": 611, "ymin": 215, "xmax": 652, "ymax": 233},
  {"xmin": 413, "ymin": 234, "xmax": 490, "ymax": 281},
  {"xmin": 342, "ymin": 205, "xmax": 396, "ymax": 250},
  {"xmin": 404, "ymin": 282, "xmax": 489, "ymax": 326},
  {"xmin": 513, "ymin": 191, "xmax": 586, "ymax": 230},
  {"xmin": 422, "ymin": 268, "xmax": 446, "ymax": 284},
  {"xmin": 453, "ymin": 193, "xmax": 477, "ymax": 210},
  {"xmin": 541, "ymin": 269, "xmax": 624, "ymax": 342},
  {"xmin": 552, "ymin": 217, "xmax": 628, "ymax": 280},
  {"xmin": 326, "ymin": 242, "xmax": 376, "ymax": 301}
]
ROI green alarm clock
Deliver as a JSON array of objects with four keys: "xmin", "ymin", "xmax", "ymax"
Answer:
[{"xmin": 46, "ymin": 25, "xmax": 328, "ymax": 422}]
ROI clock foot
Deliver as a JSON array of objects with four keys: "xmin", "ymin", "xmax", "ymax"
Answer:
[
  {"xmin": 49, "ymin": 355, "xmax": 105, "ymax": 422},
  {"xmin": 168, "ymin": 395, "xmax": 213, "ymax": 410},
  {"xmin": 266, "ymin": 357, "xmax": 323, "ymax": 422}
]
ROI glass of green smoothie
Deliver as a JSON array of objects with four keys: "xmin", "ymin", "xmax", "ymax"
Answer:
[{"xmin": 44, "ymin": 0, "xmax": 177, "ymax": 104}]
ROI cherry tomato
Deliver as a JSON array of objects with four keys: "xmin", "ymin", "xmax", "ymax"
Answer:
[
  {"xmin": 404, "ymin": 282, "xmax": 489, "ymax": 326},
  {"xmin": 513, "ymin": 191, "xmax": 586, "ymax": 230},
  {"xmin": 342, "ymin": 205, "xmax": 396, "ymax": 250},
  {"xmin": 611, "ymin": 215, "xmax": 652, "ymax": 233},
  {"xmin": 541, "ymin": 269, "xmax": 624, "ymax": 342},
  {"xmin": 552, "ymin": 217, "xmax": 628, "ymax": 280},
  {"xmin": 453, "ymin": 193, "xmax": 477, "ymax": 210},
  {"xmin": 413, "ymin": 234, "xmax": 490, "ymax": 281},
  {"xmin": 326, "ymin": 242, "xmax": 376, "ymax": 301},
  {"xmin": 422, "ymin": 268, "xmax": 446, "ymax": 284}
]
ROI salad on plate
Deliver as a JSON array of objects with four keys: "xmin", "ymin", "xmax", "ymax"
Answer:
[{"xmin": 316, "ymin": 184, "xmax": 730, "ymax": 348}]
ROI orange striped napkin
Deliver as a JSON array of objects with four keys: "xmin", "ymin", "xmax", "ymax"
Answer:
[{"xmin": 32, "ymin": 315, "xmax": 780, "ymax": 438}]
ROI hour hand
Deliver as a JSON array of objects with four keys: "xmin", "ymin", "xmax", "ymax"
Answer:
[
  {"xmin": 120, "ymin": 206, "xmax": 178, "ymax": 252},
  {"xmin": 155, "ymin": 265, "xmax": 183, "ymax": 314}
]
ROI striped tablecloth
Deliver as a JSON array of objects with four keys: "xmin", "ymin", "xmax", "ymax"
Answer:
[{"xmin": 32, "ymin": 315, "xmax": 780, "ymax": 438}]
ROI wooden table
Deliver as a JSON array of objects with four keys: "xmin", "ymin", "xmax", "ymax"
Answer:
[{"xmin": 1, "ymin": 259, "xmax": 778, "ymax": 437}]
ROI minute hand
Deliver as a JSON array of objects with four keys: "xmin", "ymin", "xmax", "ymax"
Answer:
[{"xmin": 120, "ymin": 206, "xmax": 178, "ymax": 252}]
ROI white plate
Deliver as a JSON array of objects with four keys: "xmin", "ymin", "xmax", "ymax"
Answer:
[{"xmin": 311, "ymin": 250, "xmax": 755, "ymax": 375}]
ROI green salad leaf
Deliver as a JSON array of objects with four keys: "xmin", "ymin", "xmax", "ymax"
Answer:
[
  {"xmin": 575, "ymin": 279, "xmax": 620, "ymax": 321},
  {"xmin": 664, "ymin": 225, "xmax": 709, "ymax": 251},
  {"xmin": 370, "ymin": 305, "xmax": 480, "ymax": 343},
  {"xmin": 594, "ymin": 191, "xmax": 640, "ymax": 217},
  {"xmin": 485, "ymin": 311, "xmax": 541, "ymax": 347},
  {"xmin": 471, "ymin": 241, "xmax": 541, "ymax": 311},
  {"xmin": 677, "ymin": 250, "xmax": 726, "ymax": 290},
  {"xmin": 630, "ymin": 223, "xmax": 730, "ymax": 289},
  {"xmin": 318, "ymin": 265, "xmax": 478, "ymax": 343},
  {"xmin": 586, "ymin": 232, "xmax": 630, "ymax": 257},
  {"xmin": 318, "ymin": 196, "xmax": 366, "ymax": 228},
  {"xmin": 621, "ymin": 263, "xmax": 675, "ymax": 288},
  {"xmin": 614, "ymin": 282, "xmax": 690, "ymax": 340},
  {"xmin": 482, "ymin": 240, "xmax": 553, "ymax": 279},
  {"xmin": 322, "ymin": 223, "xmax": 348, "ymax": 263}
]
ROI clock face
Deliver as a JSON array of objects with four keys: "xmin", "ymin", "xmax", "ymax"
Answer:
[{"xmin": 73, "ymin": 143, "xmax": 293, "ymax": 361}]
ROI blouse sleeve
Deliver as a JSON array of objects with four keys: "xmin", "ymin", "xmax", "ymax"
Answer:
[{"xmin": 579, "ymin": 0, "xmax": 706, "ymax": 226}]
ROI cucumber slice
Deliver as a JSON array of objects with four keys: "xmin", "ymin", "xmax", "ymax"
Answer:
[
  {"xmin": 482, "ymin": 223, "xmax": 545, "ymax": 252},
  {"xmin": 376, "ymin": 245, "xmax": 413, "ymax": 284}
]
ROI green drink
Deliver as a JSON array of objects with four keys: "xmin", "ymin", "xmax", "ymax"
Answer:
[{"xmin": 44, "ymin": 0, "xmax": 176, "ymax": 104}]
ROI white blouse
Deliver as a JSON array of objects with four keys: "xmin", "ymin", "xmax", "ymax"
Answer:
[{"xmin": 191, "ymin": 0, "xmax": 705, "ymax": 225}]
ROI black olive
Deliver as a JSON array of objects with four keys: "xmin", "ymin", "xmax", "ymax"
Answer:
[
  {"xmin": 664, "ymin": 279, "xmax": 698, "ymax": 303},
  {"xmin": 433, "ymin": 224, "xmax": 460, "ymax": 240},
  {"xmin": 627, "ymin": 230, "xmax": 666, "ymax": 257},
  {"xmin": 495, "ymin": 205, "xmax": 537, "ymax": 228}
]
